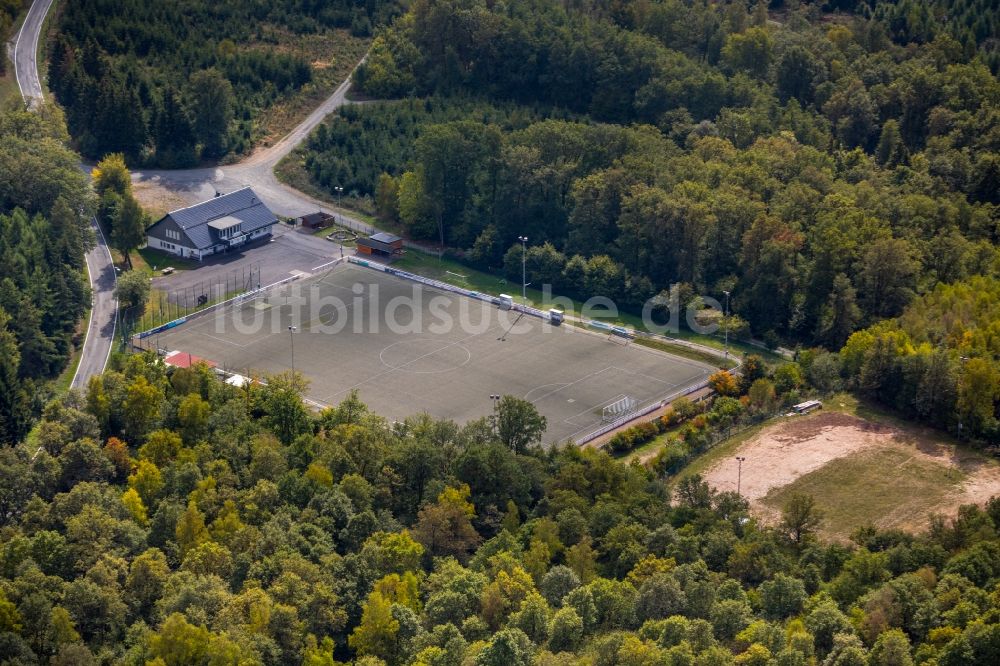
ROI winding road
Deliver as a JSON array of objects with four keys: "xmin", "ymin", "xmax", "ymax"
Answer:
[
  {"xmin": 11, "ymin": 0, "xmax": 119, "ymax": 390},
  {"xmin": 12, "ymin": 0, "xmax": 52, "ymax": 108},
  {"xmin": 13, "ymin": 0, "xmax": 371, "ymax": 390}
]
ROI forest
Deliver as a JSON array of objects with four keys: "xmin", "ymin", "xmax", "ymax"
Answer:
[
  {"xmin": 293, "ymin": 0, "xmax": 1000, "ymax": 441},
  {"xmin": 0, "ymin": 103, "xmax": 92, "ymax": 447},
  {"xmin": 0, "ymin": 1, "xmax": 25, "ymax": 76},
  {"xmin": 0, "ymin": 352, "xmax": 999, "ymax": 664},
  {"xmin": 46, "ymin": 0, "xmax": 403, "ymax": 165},
  {"xmin": 837, "ymin": 276, "xmax": 1000, "ymax": 441}
]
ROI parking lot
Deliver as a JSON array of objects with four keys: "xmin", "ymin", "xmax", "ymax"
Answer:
[{"xmin": 151, "ymin": 225, "xmax": 343, "ymax": 307}]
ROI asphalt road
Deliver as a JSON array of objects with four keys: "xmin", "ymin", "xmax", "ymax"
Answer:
[
  {"xmin": 11, "ymin": 0, "xmax": 119, "ymax": 390},
  {"xmin": 72, "ymin": 219, "xmax": 118, "ymax": 390},
  {"xmin": 12, "ymin": 0, "xmax": 52, "ymax": 108},
  {"xmin": 12, "ymin": 0, "xmax": 368, "ymax": 391}
]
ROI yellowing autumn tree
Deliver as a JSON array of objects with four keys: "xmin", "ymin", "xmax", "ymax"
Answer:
[
  {"xmin": 413, "ymin": 484, "xmax": 481, "ymax": 560},
  {"xmin": 121, "ymin": 487, "xmax": 148, "ymax": 526},
  {"xmin": 175, "ymin": 501, "xmax": 210, "ymax": 558},
  {"xmin": 708, "ymin": 370, "xmax": 740, "ymax": 397},
  {"xmin": 348, "ymin": 590, "xmax": 399, "ymax": 661}
]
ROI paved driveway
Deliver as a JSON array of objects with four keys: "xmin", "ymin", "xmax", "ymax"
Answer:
[{"xmin": 152, "ymin": 226, "xmax": 344, "ymax": 306}]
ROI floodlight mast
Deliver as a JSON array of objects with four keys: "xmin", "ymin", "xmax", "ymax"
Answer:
[
  {"xmin": 723, "ymin": 290, "xmax": 731, "ymax": 359},
  {"xmin": 518, "ymin": 236, "xmax": 528, "ymax": 303},
  {"xmin": 490, "ymin": 394, "xmax": 501, "ymax": 437},
  {"xmin": 736, "ymin": 456, "xmax": 746, "ymax": 495}
]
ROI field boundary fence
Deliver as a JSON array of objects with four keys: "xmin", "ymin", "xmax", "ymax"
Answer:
[{"xmin": 131, "ymin": 260, "xmax": 349, "ymax": 348}]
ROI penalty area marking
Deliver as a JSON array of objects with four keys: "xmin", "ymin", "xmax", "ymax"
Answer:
[
  {"xmin": 523, "ymin": 382, "xmax": 569, "ymax": 402},
  {"xmin": 311, "ymin": 258, "xmax": 344, "ymax": 272}
]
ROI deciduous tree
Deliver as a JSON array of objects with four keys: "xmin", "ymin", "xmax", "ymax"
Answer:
[
  {"xmin": 111, "ymin": 195, "xmax": 149, "ymax": 269},
  {"xmin": 413, "ymin": 484, "xmax": 482, "ymax": 561},
  {"xmin": 781, "ymin": 493, "xmax": 823, "ymax": 544},
  {"xmin": 114, "ymin": 269, "xmax": 150, "ymax": 311},
  {"xmin": 497, "ymin": 395, "xmax": 546, "ymax": 454},
  {"xmin": 349, "ymin": 590, "xmax": 399, "ymax": 662}
]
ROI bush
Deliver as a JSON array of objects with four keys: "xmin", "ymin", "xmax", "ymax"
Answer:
[
  {"xmin": 607, "ymin": 420, "xmax": 660, "ymax": 454},
  {"xmin": 652, "ymin": 439, "xmax": 689, "ymax": 477},
  {"xmin": 709, "ymin": 370, "xmax": 741, "ymax": 397},
  {"xmin": 672, "ymin": 397, "xmax": 701, "ymax": 420},
  {"xmin": 680, "ymin": 422, "xmax": 713, "ymax": 453}
]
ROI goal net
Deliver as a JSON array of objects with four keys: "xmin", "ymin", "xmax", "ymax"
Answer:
[{"xmin": 602, "ymin": 395, "xmax": 639, "ymax": 422}]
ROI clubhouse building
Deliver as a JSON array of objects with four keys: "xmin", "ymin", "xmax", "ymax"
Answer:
[{"xmin": 145, "ymin": 187, "xmax": 278, "ymax": 261}]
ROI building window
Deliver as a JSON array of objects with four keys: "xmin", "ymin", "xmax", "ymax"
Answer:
[{"xmin": 219, "ymin": 225, "xmax": 240, "ymax": 239}]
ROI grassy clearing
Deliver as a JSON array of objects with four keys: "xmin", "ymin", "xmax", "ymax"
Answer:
[
  {"xmin": 821, "ymin": 392, "xmax": 966, "ymax": 447},
  {"xmin": 136, "ymin": 248, "xmax": 196, "ymax": 274},
  {"xmin": 634, "ymin": 336, "xmax": 736, "ymax": 369},
  {"xmin": 761, "ymin": 447, "xmax": 965, "ymax": 540},
  {"xmin": 670, "ymin": 392, "xmax": 868, "ymax": 476},
  {"xmin": 620, "ymin": 424, "xmax": 686, "ymax": 463},
  {"xmin": 138, "ymin": 284, "xmax": 243, "ymax": 332},
  {"xmin": 309, "ymin": 223, "xmax": 358, "ymax": 246},
  {"xmin": 275, "ymin": 150, "xmax": 327, "ymax": 197},
  {"xmin": 53, "ymin": 340, "xmax": 85, "ymax": 394},
  {"xmin": 677, "ymin": 391, "xmax": 1000, "ymax": 538},
  {"xmin": 393, "ymin": 250, "xmax": 521, "ymax": 298},
  {"xmin": 275, "ymin": 154, "xmax": 389, "ymax": 230},
  {"xmin": 132, "ymin": 180, "xmax": 190, "ymax": 221}
]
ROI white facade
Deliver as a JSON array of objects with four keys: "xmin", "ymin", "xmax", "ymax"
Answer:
[
  {"xmin": 145, "ymin": 226, "xmax": 272, "ymax": 261},
  {"xmin": 146, "ymin": 235, "xmax": 199, "ymax": 259}
]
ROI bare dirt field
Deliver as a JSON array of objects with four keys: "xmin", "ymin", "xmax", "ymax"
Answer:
[
  {"xmin": 133, "ymin": 180, "xmax": 192, "ymax": 220},
  {"xmin": 700, "ymin": 410, "xmax": 1000, "ymax": 540}
]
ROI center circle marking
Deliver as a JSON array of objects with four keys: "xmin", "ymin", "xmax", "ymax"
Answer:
[{"xmin": 379, "ymin": 338, "xmax": 472, "ymax": 374}]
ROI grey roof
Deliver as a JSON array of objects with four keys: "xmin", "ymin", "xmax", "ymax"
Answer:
[
  {"xmin": 301, "ymin": 212, "xmax": 332, "ymax": 225},
  {"xmin": 370, "ymin": 232, "xmax": 402, "ymax": 244},
  {"xmin": 358, "ymin": 235, "xmax": 403, "ymax": 254},
  {"xmin": 207, "ymin": 215, "xmax": 243, "ymax": 231},
  {"xmin": 153, "ymin": 187, "xmax": 277, "ymax": 250}
]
